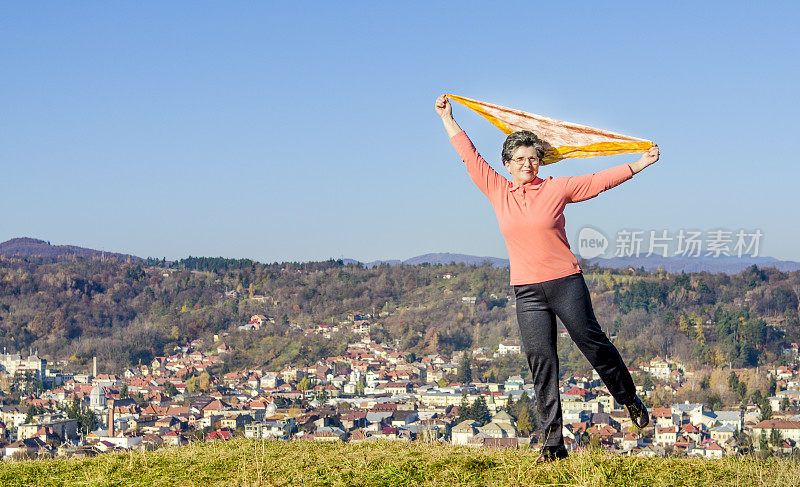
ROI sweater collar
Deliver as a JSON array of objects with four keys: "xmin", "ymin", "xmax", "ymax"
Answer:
[{"xmin": 509, "ymin": 176, "xmax": 548, "ymax": 192}]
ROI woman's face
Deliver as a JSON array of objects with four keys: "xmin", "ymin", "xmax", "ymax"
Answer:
[{"xmin": 505, "ymin": 145, "xmax": 540, "ymax": 185}]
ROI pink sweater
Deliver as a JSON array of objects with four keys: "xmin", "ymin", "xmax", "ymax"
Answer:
[{"xmin": 451, "ymin": 130, "xmax": 634, "ymax": 285}]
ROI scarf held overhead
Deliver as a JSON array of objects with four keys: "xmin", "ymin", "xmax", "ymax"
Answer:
[{"xmin": 447, "ymin": 94, "xmax": 653, "ymax": 165}]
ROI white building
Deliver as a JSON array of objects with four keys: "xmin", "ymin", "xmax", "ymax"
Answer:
[
  {"xmin": 0, "ymin": 351, "xmax": 46, "ymax": 379},
  {"xmin": 497, "ymin": 341, "xmax": 522, "ymax": 356}
]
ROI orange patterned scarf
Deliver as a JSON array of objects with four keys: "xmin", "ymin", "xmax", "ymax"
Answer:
[{"xmin": 447, "ymin": 94, "xmax": 653, "ymax": 165}]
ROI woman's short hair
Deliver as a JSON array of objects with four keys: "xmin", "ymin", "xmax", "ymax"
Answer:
[{"xmin": 502, "ymin": 130, "xmax": 546, "ymax": 164}]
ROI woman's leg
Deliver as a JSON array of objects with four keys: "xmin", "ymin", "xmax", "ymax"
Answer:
[
  {"xmin": 514, "ymin": 283, "xmax": 564, "ymax": 447},
  {"xmin": 543, "ymin": 273, "xmax": 637, "ymax": 406}
]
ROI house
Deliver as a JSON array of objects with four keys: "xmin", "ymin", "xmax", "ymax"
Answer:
[
  {"xmin": 652, "ymin": 407, "xmax": 675, "ymax": 427},
  {"xmin": 674, "ymin": 435, "xmax": 695, "ymax": 453},
  {"xmin": 642, "ymin": 359, "xmax": 671, "ymax": 380},
  {"xmin": 497, "ymin": 340, "xmax": 521, "ymax": 355},
  {"xmin": 248, "ymin": 315, "xmax": 270, "ymax": 328},
  {"xmin": 504, "ymin": 376, "xmax": 525, "ymax": 391},
  {"xmin": 220, "ymin": 414, "xmax": 254, "ymax": 430},
  {"xmin": 710, "ymin": 424, "xmax": 736, "ymax": 444},
  {"xmin": 312, "ymin": 426, "xmax": 347, "ymax": 442},
  {"xmin": 706, "ymin": 410, "xmax": 742, "ymax": 430},
  {"xmin": 701, "ymin": 439, "xmax": 726, "ymax": 458},
  {"xmin": 782, "ymin": 343, "xmax": 799, "ymax": 358},
  {"xmin": 4, "ymin": 437, "xmax": 49, "ymax": 458},
  {"xmin": 161, "ymin": 431, "xmax": 189, "ymax": 447},
  {"xmin": 206, "ymin": 430, "xmax": 233, "ymax": 441},
  {"xmin": 655, "ymin": 426, "xmax": 677, "ymax": 446},
  {"xmin": 451, "ymin": 420, "xmax": 479, "ymax": 445},
  {"xmin": 479, "ymin": 419, "xmax": 516, "ymax": 439},
  {"xmin": 380, "ymin": 382, "xmax": 411, "ymax": 395},
  {"xmin": 672, "ymin": 402, "xmax": 704, "ymax": 425},
  {"xmin": 679, "ymin": 423, "xmax": 706, "ymax": 443},
  {"xmin": 17, "ymin": 416, "xmax": 79, "ymax": 441},
  {"xmin": 154, "ymin": 416, "xmax": 186, "ymax": 431},
  {"xmin": 244, "ymin": 418, "xmax": 296, "ymax": 439},
  {"xmin": 621, "ymin": 432, "xmax": 642, "ymax": 450},
  {"xmin": 752, "ymin": 420, "xmax": 800, "ymax": 444},
  {"xmin": 202, "ymin": 399, "xmax": 231, "ymax": 417},
  {"xmin": 389, "ymin": 410, "xmax": 418, "ymax": 428}
]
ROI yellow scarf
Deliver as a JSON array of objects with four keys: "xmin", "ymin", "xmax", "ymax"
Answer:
[{"xmin": 447, "ymin": 94, "xmax": 653, "ymax": 165}]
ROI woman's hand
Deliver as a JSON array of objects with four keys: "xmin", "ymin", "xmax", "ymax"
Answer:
[
  {"xmin": 641, "ymin": 144, "xmax": 660, "ymax": 165},
  {"xmin": 629, "ymin": 144, "xmax": 659, "ymax": 174},
  {"xmin": 434, "ymin": 94, "xmax": 453, "ymax": 119}
]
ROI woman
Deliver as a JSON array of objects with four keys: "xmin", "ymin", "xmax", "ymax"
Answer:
[{"xmin": 435, "ymin": 94, "xmax": 659, "ymax": 462}]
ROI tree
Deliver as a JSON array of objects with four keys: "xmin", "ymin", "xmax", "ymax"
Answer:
[
  {"xmin": 504, "ymin": 396, "xmax": 515, "ymax": 416},
  {"xmin": 642, "ymin": 375, "xmax": 654, "ymax": 392},
  {"xmin": 297, "ymin": 377, "xmax": 311, "ymax": 391},
  {"xmin": 470, "ymin": 396, "xmax": 491, "ymax": 426},
  {"xmin": 759, "ymin": 431, "xmax": 770, "ymax": 453},
  {"xmin": 456, "ymin": 395, "xmax": 471, "ymax": 423},
  {"xmin": 734, "ymin": 429, "xmax": 753, "ymax": 454},
  {"xmin": 198, "ymin": 372, "xmax": 212, "ymax": 392},
  {"xmin": 516, "ymin": 406, "xmax": 533, "ymax": 437},
  {"xmin": 728, "ymin": 372, "xmax": 738, "ymax": 389},
  {"xmin": 164, "ymin": 382, "xmax": 178, "ymax": 397},
  {"xmin": 119, "ymin": 384, "xmax": 129, "ymax": 399},
  {"xmin": 781, "ymin": 397, "xmax": 790, "ymax": 412},
  {"xmin": 737, "ymin": 382, "xmax": 748, "ymax": 401},
  {"xmin": 25, "ymin": 405, "xmax": 39, "ymax": 424},
  {"xmin": 770, "ymin": 428, "xmax": 782, "ymax": 447},
  {"xmin": 760, "ymin": 402, "xmax": 773, "ymax": 421},
  {"xmin": 457, "ymin": 353, "xmax": 472, "ymax": 383},
  {"xmin": 79, "ymin": 409, "xmax": 98, "ymax": 434},
  {"xmin": 186, "ymin": 376, "xmax": 199, "ymax": 394}
]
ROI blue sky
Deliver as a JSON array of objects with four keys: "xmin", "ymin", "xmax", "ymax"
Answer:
[{"xmin": 2, "ymin": 2, "xmax": 799, "ymax": 262}]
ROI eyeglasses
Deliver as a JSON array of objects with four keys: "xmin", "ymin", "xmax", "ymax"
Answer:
[{"xmin": 510, "ymin": 157, "xmax": 540, "ymax": 166}]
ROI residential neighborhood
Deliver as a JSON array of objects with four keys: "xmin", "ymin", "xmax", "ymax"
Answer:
[{"xmin": 3, "ymin": 314, "xmax": 800, "ymax": 461}]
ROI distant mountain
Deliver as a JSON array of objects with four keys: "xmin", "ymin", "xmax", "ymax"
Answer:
[
  {"xmin": 352, "ymin": 252, "xmax": 800, "ymax": 274},
  {"xmin": 0, "ymin": 237, "xmax": 142, "ymax": 262},
  {"xmin": 358, "ymin": 253, "xmax": 510, "ymax": 268},
  {"xmin": 3, "ymin": 237, "xmax": 798, "ymax": 274},
  {"xmin": 586, "ymin": 255, "xmax": 800, "ymax": 273}
]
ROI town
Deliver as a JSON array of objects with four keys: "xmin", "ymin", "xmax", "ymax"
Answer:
[{"xmin": 3, "ymin": 309, "xmax": 800, "ymax": 461}]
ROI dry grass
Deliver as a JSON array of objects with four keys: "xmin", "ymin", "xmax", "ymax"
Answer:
[{"xmin": 1, "ymin": 439, "xmax": 799, "ymax": 487}]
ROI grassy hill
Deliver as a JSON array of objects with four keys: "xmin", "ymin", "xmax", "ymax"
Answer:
[{"xmin": 1, "ymin": 439, "xmax": 799, "ymax": 487}]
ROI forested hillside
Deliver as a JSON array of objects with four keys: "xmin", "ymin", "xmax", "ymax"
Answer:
[{"xmin": 0, "ymin": 254, "xmax": 798, "ymax": 377}]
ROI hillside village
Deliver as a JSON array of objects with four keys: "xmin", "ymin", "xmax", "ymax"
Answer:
[{"xmin": 3, "ymin": 310, "xmax": 800, "ymax": 461}]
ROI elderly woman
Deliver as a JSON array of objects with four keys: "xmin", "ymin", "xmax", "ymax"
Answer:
[{"xmin": 435, "ymin": 94, "xmax": 659, "ymax": 462}]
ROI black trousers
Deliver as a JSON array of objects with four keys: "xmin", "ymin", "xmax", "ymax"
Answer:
[{"xmin": 514, "ymin": 272, "xmax": 636, "ymax": 447}]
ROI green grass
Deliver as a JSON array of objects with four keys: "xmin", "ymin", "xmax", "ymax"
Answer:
[{"xmin": 1, "ymin": 439, "xmax": 798, "ymax": 487}]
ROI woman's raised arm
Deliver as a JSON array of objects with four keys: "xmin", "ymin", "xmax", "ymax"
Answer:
[
  {"xmin": 562, "ymin": 144, "xmax": 660, "ymax": 202},
  {"xmin": 435, "ymin": 94, "xmax": 463, "ymax": 137},
  {"xmin": 436, "ymin": 94, "xmax": 507, "ymax": 199}
]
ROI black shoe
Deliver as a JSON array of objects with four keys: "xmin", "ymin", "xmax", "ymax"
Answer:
[
  {"xmin": 536, "ymin": 445, "xmax": 568, "ymax": 463},
  {"xmin": 625, "ymin": 395, "xmax": 650, "ymax": 428}
]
